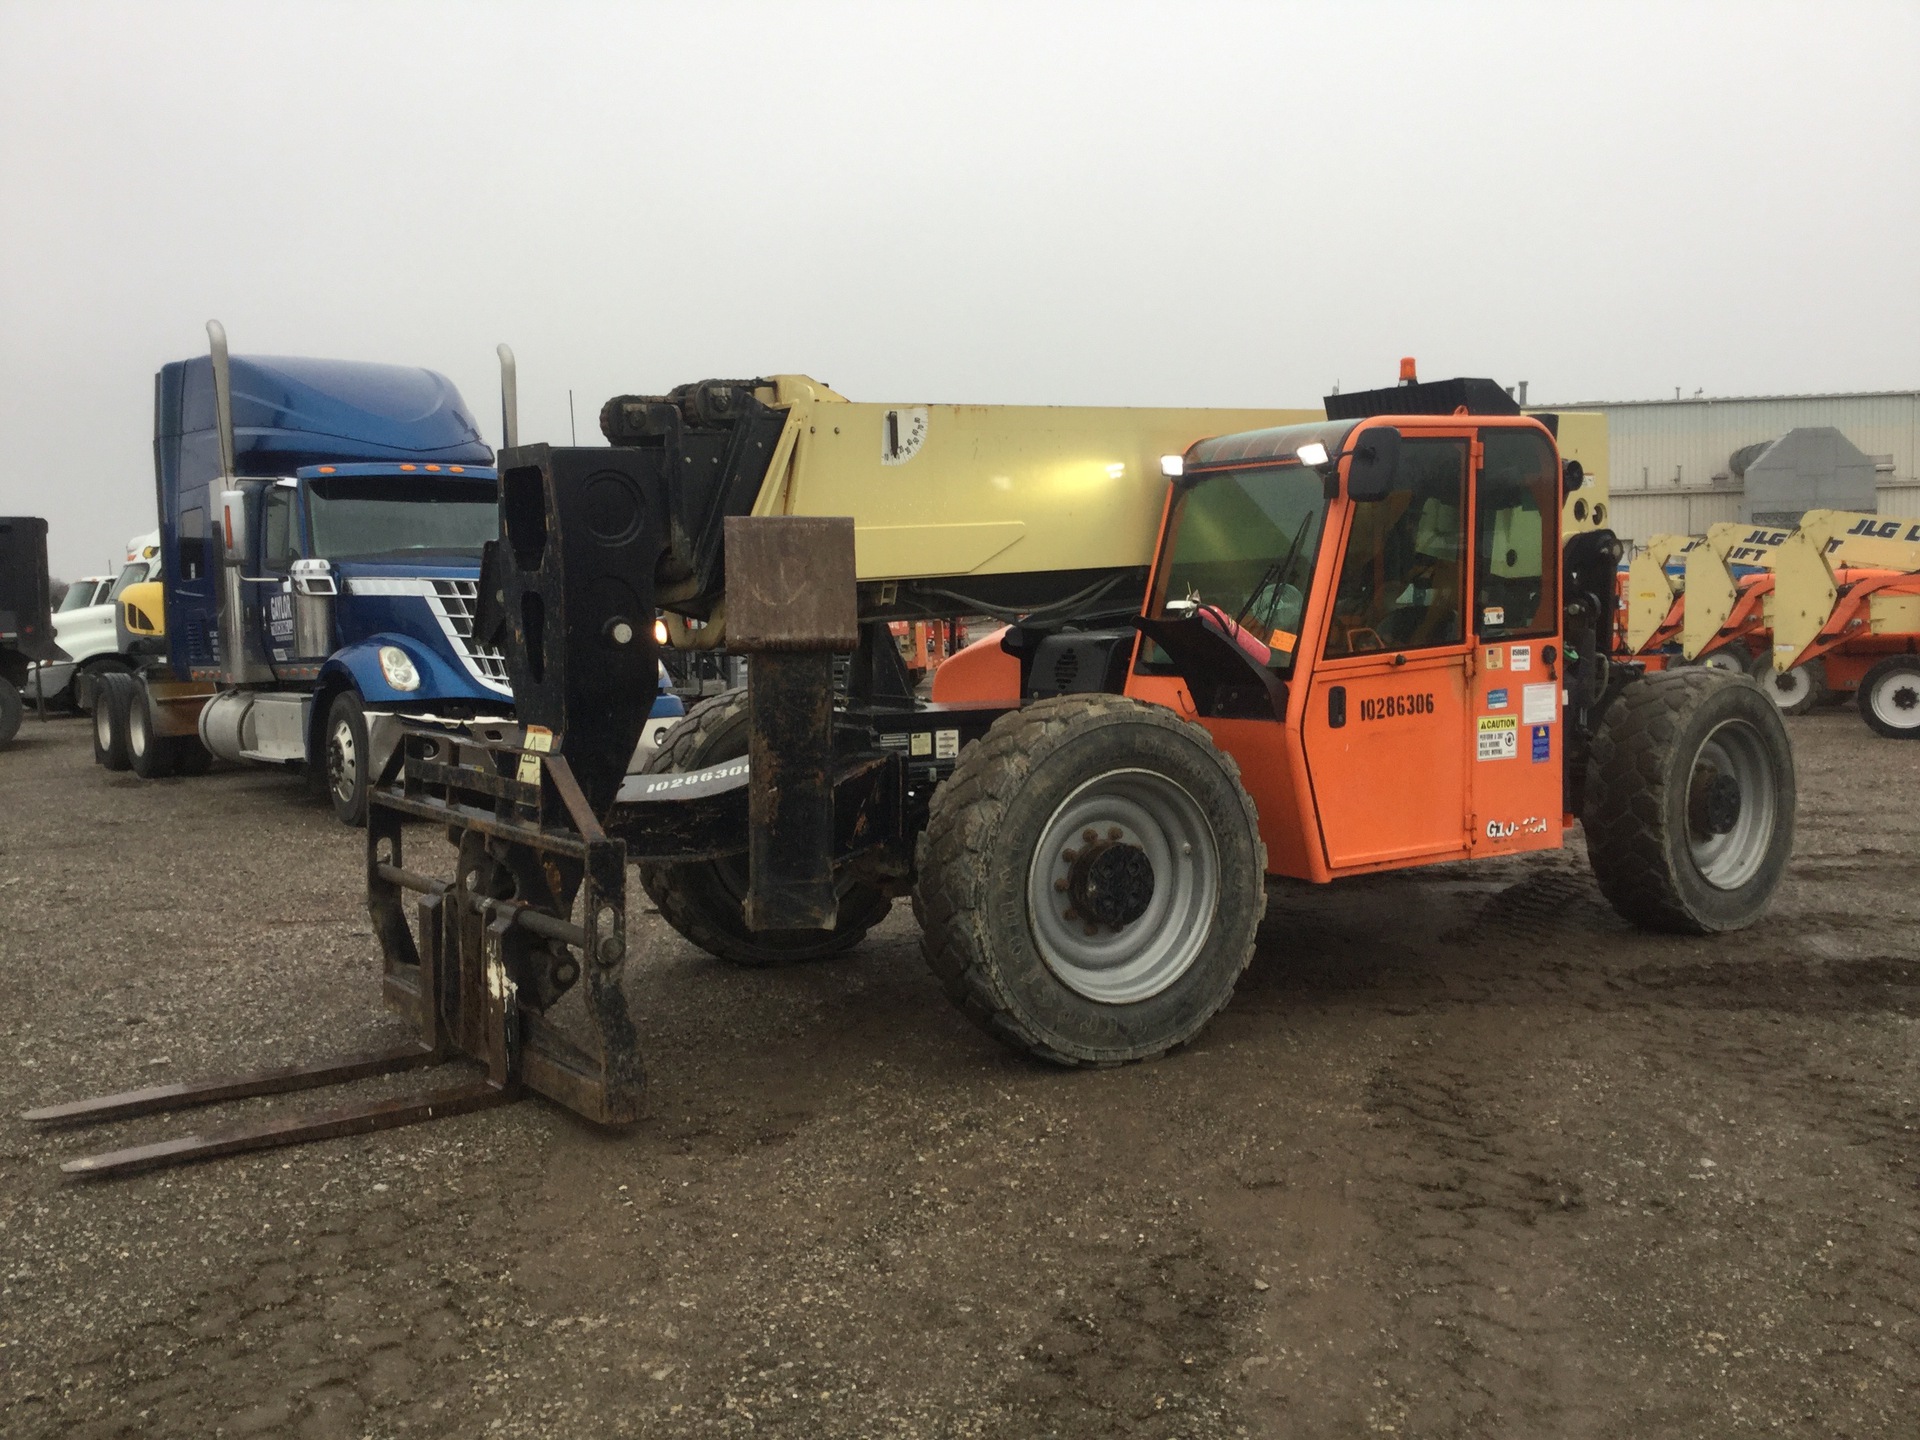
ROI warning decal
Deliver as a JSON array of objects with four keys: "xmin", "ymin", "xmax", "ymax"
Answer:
[{"xmin": 1476, "ymin": 715, "xmax": 1519, "ymax": 761}]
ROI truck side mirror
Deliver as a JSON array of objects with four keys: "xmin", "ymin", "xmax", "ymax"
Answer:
[{"xmin": 1346, "ymin": 426, "xmax": 1401, "ymax": 502}]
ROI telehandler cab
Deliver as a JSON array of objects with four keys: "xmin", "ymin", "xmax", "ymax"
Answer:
[{"xmin": 28, "ymin": 370, "xmax": 1795, "ymax": 1177}]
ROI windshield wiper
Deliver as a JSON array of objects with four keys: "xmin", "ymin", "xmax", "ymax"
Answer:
[{"xmin": 1232, "ymin": 507, "xmax": 1316, "ymax": 635}]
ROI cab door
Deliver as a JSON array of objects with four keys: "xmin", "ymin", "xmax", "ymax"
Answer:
[
  {"xmin": 1302, "ymin": 433, "xmax": 1473, "ymax": 870},
  {"xmin": 249, "ymin": 481, "xmax": 300, "ymax": 666},
  {"xmin": 1465, "ymin": 426, "xmax": 1565, "ymax": 857}
]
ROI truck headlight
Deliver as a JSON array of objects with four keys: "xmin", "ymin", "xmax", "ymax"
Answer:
[{"xmin": 378, "ymin": 645, "xmax": 421, "ymax": 691}]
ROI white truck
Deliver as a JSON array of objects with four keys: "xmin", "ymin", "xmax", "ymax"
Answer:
[{"xmin": 32, "ymin": 532, "xmax": 162, "ymax": 711}]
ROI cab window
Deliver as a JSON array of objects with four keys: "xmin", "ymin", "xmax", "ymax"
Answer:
[
  {"xmin": 261, "ymin": 487, "xmax": 298, "ymax": 573},
  {"xmin": 1475, "ymin": 430, "xmax": 1558, "ymax": 639},
  {"xmin": 1324, "ymin": 438, "xmax": 1468, "ymax": 657}
]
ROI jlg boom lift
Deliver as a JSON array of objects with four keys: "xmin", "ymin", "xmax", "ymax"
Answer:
[{"xmin": 28, "ymin": 369, "xmax": 1794, "ymax": 1176}]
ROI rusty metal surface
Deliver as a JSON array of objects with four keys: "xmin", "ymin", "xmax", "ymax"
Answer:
[
  {"xmin": 744, "ymin": 650, "xmax": 840, "ymax": 931},
  {"xmin": 58, "ymin": 1081, "xmax": 513, "ymax": 1180},
  {"xmin": 723, "ymin": 515, "xmax": 858, "ymax": 651},
  {"xmin": 20, "ymin": 1045, "xmax": 443, "ymax": 1127}
]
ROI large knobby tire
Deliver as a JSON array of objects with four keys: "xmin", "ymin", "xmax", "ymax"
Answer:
[
  {"xmin": 126, "ymin": 681, "xmax": 176, "ymax": 779},
  {"xmin": 1857, "ymin": 656, "xmax": 1920, "ymax": 739},
  {"xmin": 0, "ymin": 680, "xmax": 21, "ymax": 747},
  {"xmin": 324, "ymin": 690, "xmax": 371, "ymax": 827},
  {"xmin": 914, "ymin": 693, "xmax": 1266, "ymax": 1066},
  {"xmin": 1749, "ymin": 653, "xmax": 1823, "ymax": 716},
  {"xmin": 92, "ymin": 672, "xmax": 133, "ymax": 771},
  {"xmin": 1582, "ymin": 668, "xmax": 1795, "ymax": 934},
  {"xmin": 636, "ymin": 689, "xmax": 892, "ymax": 966}
]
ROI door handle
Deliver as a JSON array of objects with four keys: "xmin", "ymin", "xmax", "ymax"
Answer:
[{"xmin": 1327, "ymin": 685, "xmax": 1346, "ymax": 728}]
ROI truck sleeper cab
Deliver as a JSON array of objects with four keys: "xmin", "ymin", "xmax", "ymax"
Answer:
[{"xmin": 100, "ymin": 339, "xmax": 523, "ymax": 821}]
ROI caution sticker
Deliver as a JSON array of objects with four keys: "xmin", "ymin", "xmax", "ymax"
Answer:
[
  {"xmin": 516, "ymin": 724, "xmax": 554, "ymax": 785},
  {"xmin": 934, "ymin": 729, "xmax": 960, "ymax": 760},
  {"xmin": 910, "ymin": 731, "xmax": 933, "ymax": 757},
  {"xmin": 1476, "ymin": 715, "xmax": 1519, "ymax": 761},
  {"xmin": 1531, "ymin": 724, "xmax": 1551, "ymax": 762}
]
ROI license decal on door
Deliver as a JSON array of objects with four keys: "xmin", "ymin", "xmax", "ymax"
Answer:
[{"xmin": 1476, "ymin": 715, "xmax": 1518, "ymax": 760}]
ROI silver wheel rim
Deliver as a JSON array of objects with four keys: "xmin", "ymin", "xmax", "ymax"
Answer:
[
  {"xmin": 1701, "ymin": 651, "xmax": 1744, "ymax": 675},
  {"xmin": 1685, "ymin": 719, "xmax": 1777, "ymax": 889},
  {"xmin": 1026, "ymin": 768, "xmax": 1218, "ymax": 1004},
  {"xmin": 95, "ymin": 698, "xmax": 113, "ymax": 749},
  {"xmin": 128, "ymin": 698, "xmax": 148, "ymax": 758},
  {"xmin": 329, "ymin": 719, "xmax": 359, "ymax": 802},
  {"xmin": 1869, "ymin": 669, "xmax": 1920, "ymax": 731},
  {"xmin": 1764, "ymin": 666, "xmax": 1811, "ymax": 710}
]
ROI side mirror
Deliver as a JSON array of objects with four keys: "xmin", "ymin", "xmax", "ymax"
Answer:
[
  {"xmin": 1562, "ymin": 458, "xmax": 1585, "ymax": 497},
  {"xmin": 1346, "ymin": 426, "xmax": 1401, "ymax": 502}
]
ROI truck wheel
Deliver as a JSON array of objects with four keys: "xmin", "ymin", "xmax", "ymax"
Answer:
[
  {"xmin": 1748, "ymin": 653, "xmax": 1822, "ymax": 715},
  {"xmin": 0, "ymin": 680, "xmax": 21, "ymax": 747},
  {"xmin": 92, "ymin": 672, "xmax": 133, "ymax": 771},
  {"xmin": 1857, "ymin": 657, "xmax": 1920, "ymax": 739},
  {"xmin": 76, "ymin": 658, "xmax": 131, "ymax": 715},
  {"xmin": 914, "ymin": 693, "xmax": 1266, "ymax": 1066},
  {"xmin": 126, "ymin": 682, "xmax": 176, "ymax": 779},
  {"xmin": 636, "ymin": 689, "xmax": 892, "ymax": 965},
  {"xmin": 323, "ymin": 690, "xmax": 371, "ymax": 826},
  {"xmin": 1582, "ymin": 668, "xmax": 1795, "ymax": 934}
]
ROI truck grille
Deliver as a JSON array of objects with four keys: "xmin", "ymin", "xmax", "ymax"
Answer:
[{"xmin": 428, "ymin": 579, "xmax": 512, "ymax": 692}]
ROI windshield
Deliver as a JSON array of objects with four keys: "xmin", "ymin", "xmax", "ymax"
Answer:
[
  {"xmin": 107, "ymin": 563, "xmax": 151, "ymax": 601},
  {"xmin": 1149, "ymin": 462, "xmax": 1329, "ymax": 675},
  {"xmin": 307, "ymin": 476, "xmax": 498, "ymax": 562},
  {"xmin": 59, "ymin": 581, "xmax": 103, "ymax": 611}
]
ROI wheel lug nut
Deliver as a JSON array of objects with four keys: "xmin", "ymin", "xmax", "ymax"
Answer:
[
  {"xmin": 1053, "ymin": 878, "xmax": 1068, "ymax": 892},
  {"xmin": 1107, "ymin": 826, "xmax": 1122, "ymax": 841},
  {"xmin": 1063, "ymin": 848, "xmax": 1078, "ymax": 863},
  {"xmin": 1082, "ymin": 828, "xmax": 1098, "ymax": 843},
  {"xmin": 1084, "ymin": 923, "xmax": 1098, "ymax": 937}
]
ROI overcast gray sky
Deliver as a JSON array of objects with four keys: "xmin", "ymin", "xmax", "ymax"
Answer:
[{"xmin": 2, "ymin": 0, "xmax": 1915, "ymax": 579}]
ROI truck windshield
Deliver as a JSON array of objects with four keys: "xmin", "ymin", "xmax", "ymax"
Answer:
[
  {"xmin": 107, "ymin": 564, "xmax": 151, "ymax": 601},
  {"xmin": 307, "ymin": 476, "xmax": 498, "ymax": 561},
  {"xmin": 1151, "ymin": 463, "xmax": 1329, "ymax": 674}
]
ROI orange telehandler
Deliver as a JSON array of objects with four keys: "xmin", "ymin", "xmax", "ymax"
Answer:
[{"xmin": 28, "ymin": 371, "xmax": 1795, "ymax": 1176}]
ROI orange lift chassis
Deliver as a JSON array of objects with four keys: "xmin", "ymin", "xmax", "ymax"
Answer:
[{"xmin": 28, "ymin": 371, "xmax": 1795, "ymax": 1176}]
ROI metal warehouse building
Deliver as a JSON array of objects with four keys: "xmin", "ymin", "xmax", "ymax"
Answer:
[{"xmin": 1543, "ymin": 390, "xmax": 1920, "ymax": 547}]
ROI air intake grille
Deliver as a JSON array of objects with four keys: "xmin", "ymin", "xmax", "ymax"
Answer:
[{"xmin": 430, "ymin": 579, "xmax": 511, "ymax": 689}]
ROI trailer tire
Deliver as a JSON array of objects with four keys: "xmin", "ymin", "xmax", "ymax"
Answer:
[
  {"xmin": 1582, "ymin": 668, "xmax": 1794, "ymax": 934},
  {"xmin": 92, "ymin": 671, "xmax": 133, "ymax": 771},
  {"xmin": 1857, "ymin": 656, "xmax": 1920, "ymax": 738},
  {"xmin": 126, "ymin": 682, "xmax": 176, "ymax": 779},
  {"xmin": 0, "ymin": 680, "xmax": 21, "ymax": 747},
  {"xmin": 914, "ymin": 693, "xmax": 1266, "ymax": 1066},
  {"xmin": 323, "ymin": 690, "xmax": 371, "ymax": 827},
  {"xmin": 636, "ymin": 689, "xmax": 892, "ymax": 966}
]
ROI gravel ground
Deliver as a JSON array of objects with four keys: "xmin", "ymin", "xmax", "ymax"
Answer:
[{"xmin": 1, "ymin": 709, "xmax": 1916, "ymax": 1438}]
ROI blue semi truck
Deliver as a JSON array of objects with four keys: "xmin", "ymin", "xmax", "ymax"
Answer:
[{"xmin": 95, "ymin": 323, "xmax": 682, "ymax": 821}]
